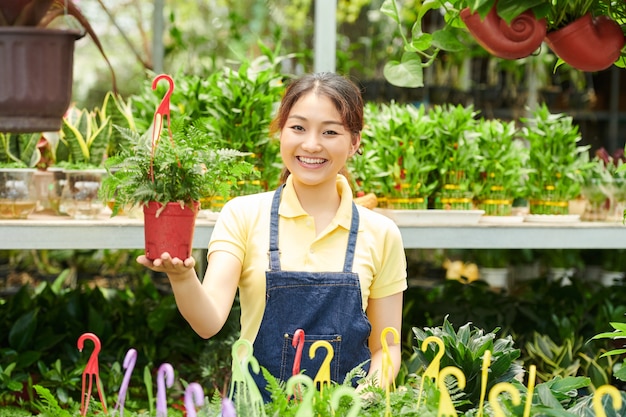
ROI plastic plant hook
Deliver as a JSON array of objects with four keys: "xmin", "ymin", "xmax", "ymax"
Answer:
[
  {"xmin": 113, "ymin": 348, "xmax": 137, "ymax": 417},
  {"xmin": 330, "ymin": 386, "xmax": 362, "ymax": 417},
  {"xmin": 380, "ymin": 326, "xmax": 400, "ymax": 417},
  {"xmin": 593, "ymin": 384, "xmax": 623, "ymax": 417},
  {"xmin": 416, "ymin": 335, "xmax": 445, "ymax": 410},
  {"xmin": 292, "ymin": 329, "xmax": 305, "ymax": 376},
  {"xmin": 309, "ymin": 340, "xmax": 334, "ymax": 393},
  {"xmin": 77, "ymin": 332, "xmax": 108, "ymax": 416},
  {"xmin": 149, "ymin": 74, "xmax": 175, "ymax": 182},
  {"xmin": 156, "ymin": 363, "xmax": 175, "ymax": 417},
  {"xmin": 285, "ymin": 374, "xmax": 315, "ymax": 417},
  {"xmin": 522, "ymin": 365, "xmax": 536, "ymax": 417},
  {"xmin": 228, "ymin": 339, "xmax": 265, "ymax": 417},
  {"xmin": 437, "ymin": 366, "xmax": 466, "ymax": 417},
  {"xmin": 184, "ymin": 382, "xmax": 205, "ymax": 417},
  {"xmin": 477, "ymin": 350, "xmax": 492, "ymax": 417},
  {"xmin": 488, "ymin": 382, "xmax": 521, "ymax": 417}
]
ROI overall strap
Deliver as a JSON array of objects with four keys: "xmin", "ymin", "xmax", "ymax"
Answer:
[
  {"xmin": 268, "ymin": 185, "xmax": 283, "ymax": 270},
  {"xmin": 342, "ymin": 203, "xmax": 359, "ymax": 273}
]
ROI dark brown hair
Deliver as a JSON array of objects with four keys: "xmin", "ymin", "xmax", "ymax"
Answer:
[{"xmin": 271, "ymin": 73, "xmax": 364, "ymax": 184}]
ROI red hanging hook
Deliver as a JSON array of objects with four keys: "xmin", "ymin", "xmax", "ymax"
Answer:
[
  {"xmin": 292, "ymin": 329, "xmax": 305, "ymax": 376},
  {"xmin": 149, "ymin": 74, "xmax": 176, "ymax": 182},
  {"xmin": 77, "ymin": 332, "xmax": 108, "ymax": 416}
]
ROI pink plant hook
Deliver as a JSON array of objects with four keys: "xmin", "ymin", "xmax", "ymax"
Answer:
[
  {"xmin": 77, "ymin": 332, "xmax": 108, "ymax": 416},
  {"xmin": 184, "ymin": 382, "xmax": 205, "ymax": 417},
  {"xmin": 292, "ymin": 329, "xmax": 305, "ymax": 376},
  {"xmin": 113, "ymin": 348, "xmax": 137, "ymax": 417},
  {"xmin": 156, "ymin": 363, "xmax": 175, "ymax": 417},
  {"xmin": 149, "ymin": 74, "xmax": 176, "ymax": 181}
]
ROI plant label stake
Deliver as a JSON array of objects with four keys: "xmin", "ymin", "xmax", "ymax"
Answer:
[
  {"xmin": 77, "ymin": 332, "xmax": 108, "ymax": 416},
  {"xmin": 156, "ymin": 363, "xmax": 175, "ymax": 417},
  {"xmin": 113, "ymin": 348, "xmax": 137, "ymax": 417}
]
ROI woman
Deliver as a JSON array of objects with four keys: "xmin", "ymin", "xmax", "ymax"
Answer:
[{"xmin": 138, "ymin": 72, "xmax": 407, "ymax": 398}]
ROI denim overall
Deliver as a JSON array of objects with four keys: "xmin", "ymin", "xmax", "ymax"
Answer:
[{"xmin": 251, "ymin": 185, "xmax": 372, "ymax": 400}]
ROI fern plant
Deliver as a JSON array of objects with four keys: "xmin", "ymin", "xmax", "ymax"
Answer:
[{"xmin": 99, "ymin": 118, "xmax": 256, "ymax": 215}]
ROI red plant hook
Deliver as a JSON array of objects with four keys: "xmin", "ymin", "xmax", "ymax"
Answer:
[
  {"xmin": 149, "ymin": 74, "xmax": 176, "ymax": 181},
  {"xmin": 77, "ymin": 332, "xmax": 108, "ymax": 416},
  {"xmin": 292, "ymin": 329, "xmax": 305, "ymax": 376}
]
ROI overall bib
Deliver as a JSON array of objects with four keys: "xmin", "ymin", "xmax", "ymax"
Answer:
[{"xmin": 251, "ymin": 185, "xmax": 372, "ymax": 400}]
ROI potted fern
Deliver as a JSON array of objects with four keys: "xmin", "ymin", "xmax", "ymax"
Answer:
[{"xmin": 99, "ymin": 75, "xmax": 256, "ymax": 260}]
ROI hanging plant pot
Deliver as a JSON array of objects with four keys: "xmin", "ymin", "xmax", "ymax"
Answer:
[
  {"xmin": 460, "ymin": 6, "xmax": 546, "ymax": 60},
  {"xmin": 545, "ymin": 14, "xmax": 625, "ymax": 72},
  {"xmin": 143, "ymin": 201, "xmax": 200, "ymax": 261},
  {"xmin": 0, "ymin": 27, "xmax": 82, "ymax": 133}
]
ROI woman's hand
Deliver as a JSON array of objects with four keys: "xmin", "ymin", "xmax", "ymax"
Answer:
[{"xmin": 136, "ymin": 252, "xmax": 196, "ymax": 281}]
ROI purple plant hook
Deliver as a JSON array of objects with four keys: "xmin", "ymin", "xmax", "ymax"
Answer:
[
  {"xmin": 184, "ymin": 382, "xmax": 205, "ymax": 417},
  {"xmin": 113, "ymin": 348, "xmax": 137, "ymax": 417},
  {"xmin": 221, "ymin": 396, "xmax": 237, "ymax": 417},
  {"xmin": 156, "ymin": 363, "xmax": 175, "ymax": 417}
]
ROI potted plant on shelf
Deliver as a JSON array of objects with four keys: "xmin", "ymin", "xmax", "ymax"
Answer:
[
  {"xmin": 53, "ymin": 104, "xmax": 112, "ymax": 219},
  {"xmin": 0, "ymin": 132, "xmax": 42, "ymax": 219},
  {"xmin": 429, "ymin": 104, "xmax": 480, "ymax": 210},
  {"xmin": 0, "ymin": 0, "xmax": 116, "ymax": 133},
  {"xmin": 99, "ymin": 75, "xmax": 256, "ymax": 261},
  {"xmin": 473, "ymin": 118, "xmax": 530, "ymax": 218},
  {"xmin": 361, "ymin": 102, "xmax": 438, "ymax": 210},
  {"xmin": 521, "ymin": 104, "xmax": 594, "ymax": 217}
]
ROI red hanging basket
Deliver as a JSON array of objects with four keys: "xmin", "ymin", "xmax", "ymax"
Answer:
[
  {"xmin": 143, "ymin": 201, "xmax": 200, "ymax": 261},
  {"xmin": 545, "ymin": 13, "xmax": 625, "ymax": 72},
  {"xmin": 460, "ymin": 6, "xmax": 546, "ymax": 60}
]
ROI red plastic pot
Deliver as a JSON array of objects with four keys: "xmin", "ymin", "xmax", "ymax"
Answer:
[
  {"xmin": 460, "ymin": 6, "xmax": 546, "ymax": 60},
  {"xmin": 545, "ymin": 13, "xmax": 625, "ymax": 72},
  {"xmin": 143, "ymin": 201, "xmax": 200, "ymax": 260}
]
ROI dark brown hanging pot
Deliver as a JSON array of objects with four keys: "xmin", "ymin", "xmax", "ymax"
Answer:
[
  {"xmin": 460, "ymin": 6, "xmax": 546, "ymax": 60},
  {"xmin": 0, "ymin": 27, "xmax": 82, "ymax": 133},
  {"xmin": 545, "ymin": 13, "xmax": 625, "ymax": 72}
]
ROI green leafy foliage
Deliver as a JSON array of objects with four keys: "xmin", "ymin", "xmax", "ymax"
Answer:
[
  {"xmin": 100, "ymin": 118, "xmax": 256, "ymax": 213},
  {"xmin": 521, "ymin": 104, "xmax": 593, "ymax": 205},
  {"xmin": 0, "ymin": 133, "xmax": 41, "ymax": 168},
  {"xmin": 408, "ymin": 316, "xmax": 523, "ymax": 411}
]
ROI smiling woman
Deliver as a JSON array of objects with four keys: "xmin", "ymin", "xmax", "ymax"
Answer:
[{"xmin": 136, "ymin": 72, "xmax": 408, "ymax": 408}]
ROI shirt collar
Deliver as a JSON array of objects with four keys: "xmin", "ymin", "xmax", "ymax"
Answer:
[{"xmin": 279, "ymin": 175, "xmax": 354, "ymax": 230}]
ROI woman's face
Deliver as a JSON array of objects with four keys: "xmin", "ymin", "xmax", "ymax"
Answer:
[{"xmin": 279, "ymin": 91, "xmax": 360, "ymax": 189}]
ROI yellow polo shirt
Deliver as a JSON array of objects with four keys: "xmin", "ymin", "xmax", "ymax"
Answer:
[{"xmin": 208, "ymin": 175, "xmax": 407, "ymax": 343}]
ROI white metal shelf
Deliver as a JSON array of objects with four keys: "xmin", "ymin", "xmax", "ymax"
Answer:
[{"xmin": 0, "ymin": 214, "xmax": 624, "ymax": 250}]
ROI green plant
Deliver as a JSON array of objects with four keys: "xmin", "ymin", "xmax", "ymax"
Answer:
[
  {"xmin": 592, "ymin": 321, "xmax": 626, "ymax": 382},
  {"xmin": 57, "ymin": 105, "xmax": 111, "ymax": 169},
  {"xmin": 407, "ymin": 316, "xmax": 523, "ymax": 411},
  {"xmin": 99, "ymin": 118, "xmax": 256, "ymax": 215},
  {"xmin": 360, "ymin": 102, "xmax": 439, "ymax": 202},
  {"xmin": 521, "ymin": 104, "xmax": 593, "ymax": 214},
  {"xmin": 0, "ymin": 133, "xmax": 41, "ymax": 168},
  {"xmin": 473, "ymin": 118, "xmax": 530, "ymax": 208}
]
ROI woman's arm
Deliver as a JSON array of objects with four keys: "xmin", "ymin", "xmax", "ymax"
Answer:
[
  {"xmin": 137, "ymin": 250, "xmax": 241, "ymax": 339},
  {"xmin": 365, "ymin": 292, "xmax": 404, "ymax": 388}
]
